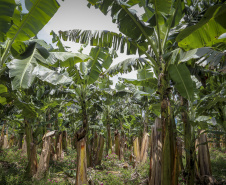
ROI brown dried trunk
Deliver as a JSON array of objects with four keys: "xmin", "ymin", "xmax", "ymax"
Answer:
[
  {"xmin": 76, "ymin": 138, "xmax": 87, "ymax": 185},
  {"xmin": 198, "ymin": 130, "xmax": 212, "ymax": 176},
  {"xmin": 34, "ymin": 133, "xmax": 52, "ymax": 180},
  {"xmin": 9, "ymin": 135, "xmax": 15, "ymax": 147},
  {"xmin": 95, "ymin": 135, "xmax": 104, "ymax": 166},
  {"xmin": 149, "ymin": 118, "xmax": 162, "ymax": 185},
  {"xmin": 22, "ymin": 135, "xmax": 27, "ymax": 155},
  {"xmin": 140, "ymin": 132, "xmax": 149, "ymax": 163},
  {"xmin": 93, "ymin": 132, "xmax": 98, "ymax": 162},
  {"xmin": 56, "ymin": 132, "xmax": 63, "ymax": 160},
  {"xmin": 133, "ymin": 137, "xmax": 140, "ymax": 165},
  {"xmin": 18, "ymin": 133, "xmax": 23, "ymax": 149},
  {"xmin": 62, "ymin": 131, "xmax": 67, "ymax": 152},
  {"xmin": 3, "ymin": 135, "xmax": 8, "ymax": 149},
  {"xmin": 176, "ymin": 137, "xmax": 183, "ymax": 173},
  {"xmin": 115, "ymin": 130, "xmax": 120, "ymax": 158}
]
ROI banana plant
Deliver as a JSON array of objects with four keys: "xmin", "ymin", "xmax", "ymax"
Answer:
[
  {"xmin": 0, "ymin": 0, "xmax": 60, "ymax": 68},
  {"xmin": 59, "ymin": 1, "xmax": 226, "ymax": 184}
]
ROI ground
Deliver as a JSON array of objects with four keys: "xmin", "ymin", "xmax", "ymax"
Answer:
[{"xmin": 0, "ymin": 146, "xmax": 225, "ymax": 185}]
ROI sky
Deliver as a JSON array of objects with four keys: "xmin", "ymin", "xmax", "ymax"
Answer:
[{"xmin": 35, "ymin": 0, "xmax": 138, "ymax": 85}]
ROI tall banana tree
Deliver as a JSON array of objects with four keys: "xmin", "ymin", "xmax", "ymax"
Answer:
[{"xmin": 59, "ymin": 0, "xmax": 226, "ymax": 184}]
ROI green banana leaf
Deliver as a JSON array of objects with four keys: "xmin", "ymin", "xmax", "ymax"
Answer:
[
  {"xmin": 0, "ymin": 83, "xmax": 8, "ymax": 105},
  {"xmin": 46, "ymin": 52, "xmax": 92, "ymax": 67},
  {"xmin": 164, "ymin": 47, "xmax": 224, "ymax": 68},
  {"xmin": 95, "ymin": 0, "xmax": 153, "ymax": 40},
  {"xmin": 124, "ymin": 78, "xmax": 158, "ymax": 89},
  {"xmin": 177, "ymin": 4, "xmax": 226, "ymax": 50},
  {"xmin": 104, "ymin": 58, "xmax": 148, "ymax": 76},
  {"xmin": 14, "ymin": 98, "xmax": 38, "ymax": 118},
  {"xmin": 86, "ymin": 47, "xmax": 113, "ymax": 84},
  {"xmin": 169, "ymin": 63, "xmax": 194, "ymax": 102},
  {"xmin": 0, "ymin": 0, "xmax": 16, "ymax": 42},
  {"xmin": 7, "ymin": 44, "xmax": 73, "ymax": 90},
  {"xmin": 7, "ymin": 0, "xmax": 60, "ymax": 42}
]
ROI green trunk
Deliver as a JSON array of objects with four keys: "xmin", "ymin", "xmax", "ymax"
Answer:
[
  {"xmin": 24, "ymin": 119, "xmax": 38, "ymax": 178},
  {"xmin": 107, "ymin": 121, "xmax": 112, "ymax": 154},
  {"xmin": 159, "ymin": 71, "xmax": 175, "ymax": 185},
  {"xmin": 181, "ymin": 97, "xmax": 195, "ymax": 185}
]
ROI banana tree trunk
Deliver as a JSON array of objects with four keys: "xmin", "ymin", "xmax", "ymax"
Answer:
[
  {"xmin": 18, "ymin": 133, "xmax": 23, "ymax": 149},
  {"xmin": 34, "ymin": 131, "xmax": 54, "ymax": 180},
  {"xmin": 76, "ymin": 137, "xmax": 87, "ymax": 185},
  {"xmin": 149, "ymin": 117, "xmax": 162, "ymax": 185},
  {"xmin": 93, "ymin": 131, "xmax": 98, "ymax": 162},
  {"xmin": 56, "ymin": 132, "xmax": 63, "ymax": 160},
  {"xmin": 140, "ymin": 132, "xmax": 149, "ymax": 164},
  {"xmin": 76, "ymin": 95, "xmax": 88, "ymax": 185},
  {"xmin": 181, "ymin": 97, "xmax": 195, "ymax": 185},
  {"xmin": 95, "ymin": 135, "xmax": 104, "ymax": 166},
  {"xmin": 159, "ymin": 72, "xmax": 175, "ymax": 185},
  {"xmin": 86, "ymin": 133, "xmax": 92, "ymax": 167},
  {"xmin": 3, "ymin": 134, "xmax": 8, "ymax": 149},
  {"xmin": 107, "ymin": 120, "xmax": 112, "ymax": 154},
  {"xmin": 25, "ymin": 119, "xmax": 38, "ymax": 178},
  {"xmin": 62, "ymin": 131, "xmax": 67, "ymax": 152},
  {"xmin": 133, "ymin": 137, "xmax": 140, "ymax": 165},
  {"xmin": 115, "ymin": 130, "xmax": 120, "ymax": 159},
  {"xmin": 120, "ymin": 121, "xmax": 125, "ymax": 160},
  {"xmin": 198, "ymin": 130, "xmax": 212, "ymax": 176},
  {"xmin": 0, "ymin": 124, "xmax": 5, "ymax": 149}
]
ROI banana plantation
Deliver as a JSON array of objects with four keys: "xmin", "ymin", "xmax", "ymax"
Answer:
[{"xmin": 0, "ymin": 0, "xmax": 226, "ymax": 185}]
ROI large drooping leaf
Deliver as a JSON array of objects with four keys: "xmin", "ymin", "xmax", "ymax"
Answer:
[
  {"xmin": 7, "ymin": 0, "xmax": 60, "ymax": 42},
  {"xmin": 197, "ymin": 97, "xmax": 226, "ymax": 116},
  {"xmin": 86, "ymin": 47, "xmax": 113, "ymax": 84},
  {"xmin": 164, "ymin": 47, "xmax": 224, "ymax": 68},
  {"xmin": 169, "ymin": 63, "xmax": 194, "ymax": 102},
  {"xmin": 124, "ymin": 78, "xmax": 157, "ymax": 89},
  {"xmin": 45, "ymin": 52, "xmax": 92, "ymax": 67},
  {"xmin": 14, "ymin": 98, "xmax": 38, "ymax": 118},
  {"xmin": 60, "ymin": 0, "xmax": 153, "ymax": 54},
  {"xmin": 59, "ymin": 30, "xmax": 141, "ymax": 55},
  {"xmin": 137, "ymin": 68, "xmax": 153, "ymax": 80},
  {"xmin": 0, "ymin": 0, "xmax": 16, "ymax": 42},
  {"xmin": 96, "ymin": 0, "xmax": 153, "ymax": 40},
  {"xmin": 104, "ymin": 58, "xmax": 148, "ymax": 76},
  {"xmin": 177, "ymin": 4, "xmax": 226, "ymax": 50},
  {"xmin": 7, "ymin": 45, "xmax": 72, "ymax": 90}
]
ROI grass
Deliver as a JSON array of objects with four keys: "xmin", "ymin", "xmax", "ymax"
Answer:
[
  {"xmin": 0, "ymin": 146, "xmax": 225, "ymax": 184},
  {"xmin": 209, "ymin": 148, "xmax": 226, "ymax": 181}
]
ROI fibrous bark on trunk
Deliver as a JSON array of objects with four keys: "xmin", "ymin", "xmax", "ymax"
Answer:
[
  {"xmin": 149, "ymin": 118, "xmax": 162, "ymax": 185},
  {"xmin": 198, "ymin": 130, "xmax": 212, "ymax": 176},
  {"xmin": 159, "ymin": 72, "xmax": 175, "ymax": 185},
  {"xmin": 62, "ymin": 131, "xmax": 67, "ymax": 152},
  {"xmin": 133, "ymin": 137, "xmax": 140, "ymax": 165},
  {"xmin": 3, "ymin": 135, "xmax": 8, "ymax": 149},
  {"xmin": 25, "ymin": 120, "xmax": 38, "ymax": 178},
  {"xmin": 95, "ymin": 135, "xmax": 104, "ymax": 166},
  {"xmin": 76, "ymin": 138, "xmax": 87, "ymax": 185},
  {"xmin": 34, "ymin": 131, "xmax": 53, "ymax": 180},
  {"xmin": 56, "ymin": 132, "xmax": 63, "ymax": 160},
  {"xmin": 22, "ymin": 135, "xmax": 27, "ymax": 155},
  {"xmin": 115, "ymin": 130, "xmax": 120, "ymax": 159},
  {"xmin": 140, "ymin": 132, "xmax": 149, "ymax": 164},
  {"xmin": 181, "ymin": 97, "xmax": 195, "ymax": 185}
]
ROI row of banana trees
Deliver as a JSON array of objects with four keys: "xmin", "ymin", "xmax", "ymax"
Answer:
[{"xmin": 0, "ymin": 0, "xmax": 226, "ymax": 185}]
